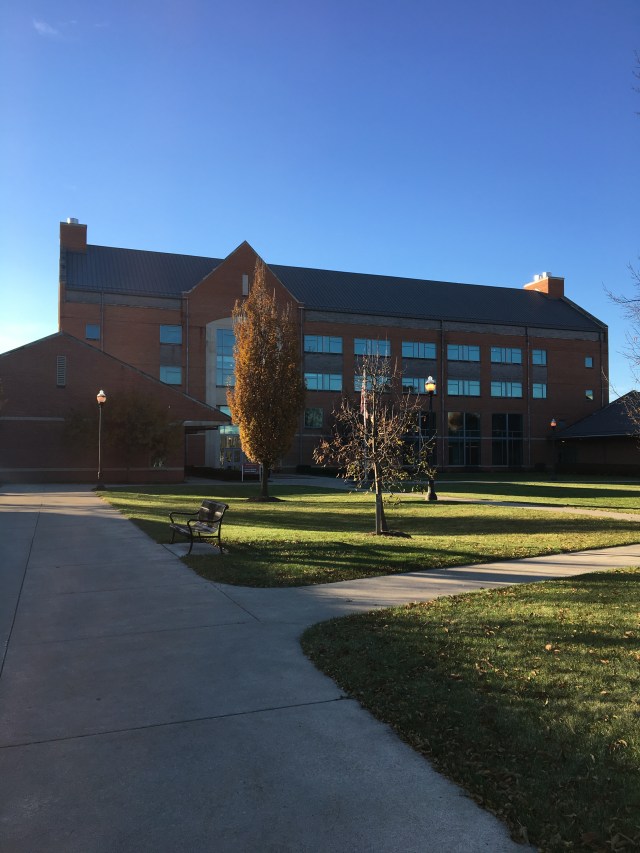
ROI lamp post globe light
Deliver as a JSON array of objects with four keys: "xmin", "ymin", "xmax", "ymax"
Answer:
[
  {"xmin": 425, "ymin": 376, "xmax": 438, "ymax": 501},
  {"xmin": 550, "ymin": 417, "xmax": 557, "ymax": 478},
  {"xmin": 96, "ymin": 390, "xmax": 107, "ymax": 489}
]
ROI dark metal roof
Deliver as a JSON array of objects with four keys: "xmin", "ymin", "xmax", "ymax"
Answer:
[
  {"xmin": 62, "ymin": 243, "xmax": 605, "ymax": 332},
  {"xmin": 560, "ymin": 392, "xmax": 640, "ymax": 438},
  {"xmin": 270, "ymin": 263, "xmax": 604, "ymax": 331},
  {"xmin": 63, "ymin": 245, "xmax": 222, "ymax": 297}
]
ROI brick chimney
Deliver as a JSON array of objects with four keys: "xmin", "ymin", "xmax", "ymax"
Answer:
[
  {"xmin": 523, "ymin": 272, "xmax": 564, "ymax": 298},
  {"xmin": 60, "ymin": 218, "xmax": 87, "ymax": 253}
]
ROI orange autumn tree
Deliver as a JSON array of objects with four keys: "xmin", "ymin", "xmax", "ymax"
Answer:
[{"xmin": 228, "ymin": 261, "xmax": 305, "ymax": 500}]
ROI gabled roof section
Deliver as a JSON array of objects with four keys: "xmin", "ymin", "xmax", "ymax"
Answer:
[
  {"xmin": 560, "ymin": 392, "xmax": 640, "ymax": 438},
  {"xmin": 268, "ymin": 264, "xmax": 605, "ymax": 331},
  {"xmin": 63, "ymin": 245, "xmax": 222, "ymax": 297}
]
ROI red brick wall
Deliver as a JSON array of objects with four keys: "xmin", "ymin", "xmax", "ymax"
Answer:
[
  {"xmin": 185, "ymin": 243, "xmax": 301, "ymax": 400},
  {"xmin": 299, "ymin": 319, "xmax": 607, "ymax": 470},
  {"xmin": 59, "ymin": 301, "xmax": 184, "ymax": 379},
  {"xmin": 60, "ymin": 221, "xmax": 87, "ymax": 253},
  {"xmin": 0, "ymin": 334, "xmax": 224, "ymax": 483}
]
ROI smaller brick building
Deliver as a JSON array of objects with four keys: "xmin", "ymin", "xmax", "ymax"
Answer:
[
  {"xmin": 555, "ymin": 391, "xmax": 640, "ymax": 475},
  {"xmin": 0, "ymin": 333, "xmax": 228, "ymax": 484}
]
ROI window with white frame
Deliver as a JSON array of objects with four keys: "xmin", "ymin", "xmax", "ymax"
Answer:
[
  {"xmin": 305, "ymin": 373, "xmax": 342, "ymax": 391},
  {"xmin": 491, "ymin": 381, "xmax": 522, "ymax": 398},
  {"xmin": 402, "ymin": 341, "xmax": 436, "ymax": 359},
  {"xmin": 304, "ymin": 335, "xmax": 343, "ymax": 354},
  {"xmin": 491, "ymin": 347, "xmax": 522, "ymax": 364},
  {"xmin": 532, "ymin": 349, "xmax": 547, "ymax": 365},
  {"xmin": 447, "ymin": 379, "xmax": 480, "ymax": 396},
  {"xmin": 447, "ymin": 344, "xmax": 480, "ymax": 362},
  {"xmin": 354, "ymin": 338, "xmax": 390, "ymax": 356}
]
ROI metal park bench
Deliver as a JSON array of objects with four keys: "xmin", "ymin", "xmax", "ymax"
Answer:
[{"xmin": 169, "ymin": 500, "xmax": 228, "ymax": 555}]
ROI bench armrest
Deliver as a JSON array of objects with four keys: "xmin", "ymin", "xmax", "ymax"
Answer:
[{"xmin": 169, "ymin": 510, "xmax": 198, "ymax": 524}]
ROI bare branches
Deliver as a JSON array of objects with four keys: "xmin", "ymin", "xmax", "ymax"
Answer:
[{"xmin": 314, "ymin": 353, "xmax": 436, "ymax": 533}]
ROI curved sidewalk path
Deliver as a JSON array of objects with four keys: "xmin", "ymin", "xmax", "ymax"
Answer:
[{"xmin": 1, "ymin": 487, "xmax": 639, "ymax": 853}]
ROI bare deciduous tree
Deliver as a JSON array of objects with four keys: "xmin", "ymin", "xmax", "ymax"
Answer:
[
  {"xmin": 313, "ymin": 353, "xmax": 436, "ymax": 535},
  {"xmin": 608, "ymin": 53, "xmax": 640, "ymax": 431},
  {"xmin": 609, "ymin": 264, "xmax": 640, "ymax": 432}
]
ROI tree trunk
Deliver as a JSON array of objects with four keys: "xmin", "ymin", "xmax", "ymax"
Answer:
[
  {"xmin": 373, "ymin": 465, "xmax": 388, "ymax": 534},
  {"xmin": 260, "ymin": 464, "xmax": 269, "ymax": 499}
]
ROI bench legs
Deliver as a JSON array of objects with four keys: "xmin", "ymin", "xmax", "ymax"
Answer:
[{"xmin": 170, "ymin": 525, "xmax": 222, "ymax": 556}]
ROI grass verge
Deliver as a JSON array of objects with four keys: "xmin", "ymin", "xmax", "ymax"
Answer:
[
  {"xmin": 301, "ymin": 569, "xmax": 640, "ymax": 851},
  {"xmin": 102, "ymin": 484, "xmax": 640, "ymax": 587}
]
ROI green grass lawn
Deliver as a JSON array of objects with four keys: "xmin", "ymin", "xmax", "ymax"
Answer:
[
  {"xmin": 302, "ymin": 568, "xmax": 640, "ymax": 852},
  {"xmin": 102, "ymin": 482, "xmax": 640, "ymax": 586}
]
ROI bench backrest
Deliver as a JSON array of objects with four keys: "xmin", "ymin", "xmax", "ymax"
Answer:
[{"xmin": 198, "ymin": 500, "xmax": 228, "ymax": 525}]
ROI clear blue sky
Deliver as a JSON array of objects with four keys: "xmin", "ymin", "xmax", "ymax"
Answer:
[{"xmin": 1, "ymin": 0, "xmax": 638, "ymax": 396}]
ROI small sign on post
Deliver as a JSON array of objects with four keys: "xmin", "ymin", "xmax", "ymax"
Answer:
[{"xmin": 241, "ymin": 462, "xmax": 260, "ymax": 481}]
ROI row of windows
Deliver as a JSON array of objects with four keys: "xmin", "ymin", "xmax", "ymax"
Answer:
[
  {"xmin": 154, "ymin": 326, "xmax": 596, "ymax": 388},
  {"xmin": 162, "ymin": 360, "xmax": 590, "ymax": 402},
  {"xmin": 448, "ymin": 381, "xmax": 547, "ymax": 398},
  {"xmin": 318, "ymin": 339, "xmax": 594, "ymax": 368},
  {"xmin": 87, "ymin": 322, "xmax": 596, "ymax": 372},
  {"xmin": 303, "ymin": 373, "xmax": 595, "ymax": 400},
  {"xmin": 305, "ymin": 408, "xmax": 527, "ymax": 468},
  {"xmin": 304, "ymin": 408, "xmax": 523, "ymax": 433},
  {"xmin": 447, "ymin": 412, "xmax": 527, "ymax": 467},
  {"xmin": 302, "ymin": 336, "xmax": 593, "ymax": 368},
  {"xmin": 80, "ymin": 324, "xmax": 594, "ymax": 390}
]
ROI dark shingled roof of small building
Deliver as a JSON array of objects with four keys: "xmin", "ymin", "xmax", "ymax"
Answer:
[
  {"xmin": 62, "ymin": 244, "xmax": 605, "ymax": 332},
  {"xmin": 560, "ymin": 392, "xmax": 640, "ymax": 438}
]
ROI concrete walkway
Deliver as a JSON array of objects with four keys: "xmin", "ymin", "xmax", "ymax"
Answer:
[{"xmin": 1, "ymin": 488, "xmax": 639, "ymax": 852}]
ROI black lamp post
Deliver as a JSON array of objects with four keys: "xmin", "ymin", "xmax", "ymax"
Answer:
[
  {"xmin": 425, "ymin": 375, "xmax": 438, "ymax": 501},
  {"xmin": 97, "ymin": 389, "xmax": 107, "ymax": 489},
  {"xmin": 550, "ymin": 417, "xmax": 557, "ymax": 478}
]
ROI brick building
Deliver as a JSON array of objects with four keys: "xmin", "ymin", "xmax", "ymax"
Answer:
[
  {"xmin": 56, "ymin": 218, "xmax": 608, "ymax": 474},
  {"xmin": 0, "ymin": 332, "xmax": 227, "ymax": 484}
]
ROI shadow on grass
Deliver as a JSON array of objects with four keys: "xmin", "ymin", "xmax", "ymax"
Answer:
[
  {"xmin": 107, "ymin": 490, "xmax": 640, "ymax": 587},
  {"xmin": 442, "ymin": 480, "xmax": 640, "ymax": 510},
  {"xmin": 301, "ymin": 569, "xmax": 640, "ymax": 850}
]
